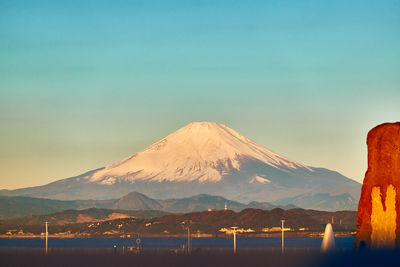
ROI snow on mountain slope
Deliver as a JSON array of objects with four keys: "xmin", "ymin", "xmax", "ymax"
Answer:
[{"xmin": 90, "ymin": 122, "xmax": 312, "ymax": 184}]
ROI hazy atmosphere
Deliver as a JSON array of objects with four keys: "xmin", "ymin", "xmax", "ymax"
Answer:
[{"xmin": 1, "ymin": 0, "xmax": 400, "ymax": 189}]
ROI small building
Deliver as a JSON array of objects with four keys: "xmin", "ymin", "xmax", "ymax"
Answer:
[
  {"xmin": 262, "ymin": 227, "xmax": 293, "ymax": 232},
  {"xmin": 6, "ymin": 230, "xmax": 17, "ymax": 236},
  {"xmin": 219, "ymin": 228, "xmax": 255, "ymax": 234}
]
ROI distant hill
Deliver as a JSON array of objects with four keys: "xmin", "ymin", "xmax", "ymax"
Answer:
[
  {"xmin": 0, "ymin": 208, "xmax": 357, "ymax": 236},
  {"xmin": 2, "ymin": 208, "xmax": 168, "ymax": 226},
  {"xmin": 145, "ymin": 208, "xmax": 356, "ymax": 234},
  {"xmin": 112, "ymin": 192, "xmax": 293, "ymax": 213},
  {"xmin": 113, "ymin": 192, "xmax": 163, "ymax": 210},
  {"xmin": 0, "ymin": 196, "xmax": 118, "ymax": 220},
  {"xmin": 0, "ymin": 192, "xmax": 291, "ymax": 220},
  {"xmin": 273, "ymin": 193, "xmax": 358, "ymax": 211}
]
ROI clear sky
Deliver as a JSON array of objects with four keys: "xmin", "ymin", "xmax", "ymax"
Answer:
[{"xmin": 1, "ymin": 0, "xmax": 399, "ymax": 189}]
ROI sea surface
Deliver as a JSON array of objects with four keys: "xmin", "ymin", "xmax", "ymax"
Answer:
[
  {"xmin": 0, "ymin": 237, "xmax": 354, "ymax": 251},
  {"xmin": 3, "ymin": 237, "xmax": 400, "ymax": 267}
]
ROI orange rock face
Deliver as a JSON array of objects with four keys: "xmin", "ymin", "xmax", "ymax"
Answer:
[{"xmin": 354, "ymin": 122, "xmax": 400, "ymax": 248}]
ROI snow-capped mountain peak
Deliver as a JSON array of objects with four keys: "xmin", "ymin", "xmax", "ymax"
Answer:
[
  {"xmin": 2, "ymin": 121, "xmax": 361, "ymax": 210},
  {"xmin": 89, "ymin": 122, "xmax": 311, "ymax": 184}
]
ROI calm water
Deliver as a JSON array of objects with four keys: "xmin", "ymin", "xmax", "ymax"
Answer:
[{"xmin": 0, "ymin": 237, "xmax": 354, "ymax": 250}]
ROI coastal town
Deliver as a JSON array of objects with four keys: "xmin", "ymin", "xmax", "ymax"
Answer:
[{"xmin": 0, "ymin": 208, "xmax": 356, "ymax": 239}]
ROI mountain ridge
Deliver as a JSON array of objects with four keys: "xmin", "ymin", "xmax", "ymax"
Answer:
[{"xmin": 0, "ymin": 192, "xmax": 295, "ymax": 220}]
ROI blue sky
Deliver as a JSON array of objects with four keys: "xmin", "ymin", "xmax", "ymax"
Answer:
[{"xmin": 1, "ymin": 0, "xmax": 399, "ymax": 188}]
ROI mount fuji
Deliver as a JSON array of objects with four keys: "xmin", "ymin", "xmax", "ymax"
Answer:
[{"xmin": 1, "ymin": 122, "xmax": 361, "ymax": 210}]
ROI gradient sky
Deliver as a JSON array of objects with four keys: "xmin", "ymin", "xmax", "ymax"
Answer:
[{"xmin": 1, "ymin": 0, "xmax": 399, "ymax": 189}]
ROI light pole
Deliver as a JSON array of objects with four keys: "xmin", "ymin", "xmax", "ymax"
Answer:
[
  {"xmin": 187, "ymin": 227, "xmax": 190, "ymax": 253},
  {"xmin": 281, "ymin": 220, "xmax": 285, "ymax": 254},
  {"xmin": 231, "ymin": 227, "xmax": 238, "ymax": 254},
  {"xmin": 45, "ymin": 221, "xmax": 49, "ymax": 255},
  {"xmin": 182, "ymin": 220, "xmax": 192, "ymax": 254}
]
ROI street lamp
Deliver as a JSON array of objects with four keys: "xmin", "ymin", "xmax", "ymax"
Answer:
[
  {"xmin": 182, "ymin": 220, "xmax": 192, "ymax": 254},
  {"xmin": 45, "ymin": 221, "xmax": 49, "ymax": 255},
  {"xmin": 281, "ymin": 220, "xmax": 285, "ymax": 254}
]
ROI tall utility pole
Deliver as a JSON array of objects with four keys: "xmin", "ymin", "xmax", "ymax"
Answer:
[
  {"xmin": 182, "ymin": 220, "xmax": 192, "ymax": 254},
  {"xmin": 45, "ymin": 221, "xmax": 49, "ymax": 255},
  {"xmin": 281, "ymin": 220, "xmax": 285, "ymax": 254},
  {"xmin": 187, "ymin": 226, "xmax": 191, "ymax": 253},
  {"xmin": 231, "ymin": 227, "xmax": 238, "ymax": 254}
]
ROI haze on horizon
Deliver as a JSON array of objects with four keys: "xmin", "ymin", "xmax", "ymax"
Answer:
[{"xmin": 1, "ymin": 0, "xmax": 399, "ymax": 189}]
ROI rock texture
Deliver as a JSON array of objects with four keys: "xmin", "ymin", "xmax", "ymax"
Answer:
[{"xmin": 354, "ymin": 122, "xmax": 400, "ymax": 248}]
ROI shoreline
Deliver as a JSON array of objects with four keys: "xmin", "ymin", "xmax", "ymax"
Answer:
[{"xmin": 0, "ymin": 231, "xmax": 356, "ymax": 239}]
